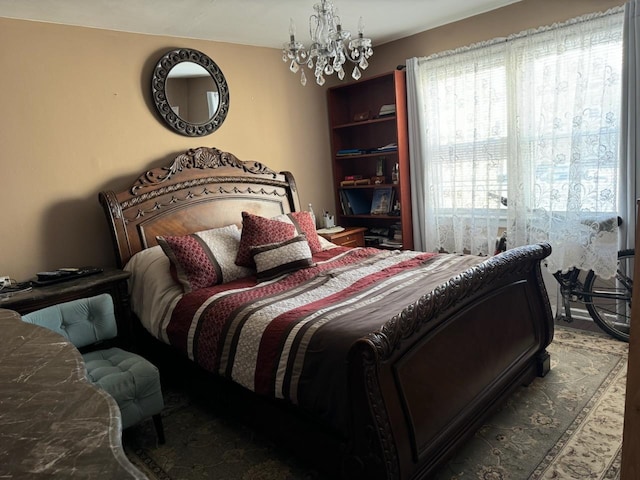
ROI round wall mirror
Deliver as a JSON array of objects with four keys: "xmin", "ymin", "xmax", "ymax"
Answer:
[{"xmin": 152, "ymin": 48, "xmax": 230, "ymax": 136}]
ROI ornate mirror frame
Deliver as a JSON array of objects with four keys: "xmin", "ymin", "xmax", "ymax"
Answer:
[{"xmin": 152, "ymin": 48, "xmax": 230, "ymax": 137}]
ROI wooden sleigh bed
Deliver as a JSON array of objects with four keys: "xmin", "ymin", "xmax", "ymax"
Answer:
[{"xmin": 99, "ymin": 146, "xmax": 554, "ymax": 480}]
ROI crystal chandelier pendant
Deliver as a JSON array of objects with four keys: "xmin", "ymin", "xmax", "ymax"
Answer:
[{"xmin": 283, "ymin": 0, "xmax": 373, "ymax": 86}]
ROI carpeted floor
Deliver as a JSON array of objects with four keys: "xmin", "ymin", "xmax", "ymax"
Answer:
[{"xmin": 123, "ymin": 325, "xmax": 628, "ymax": 480}]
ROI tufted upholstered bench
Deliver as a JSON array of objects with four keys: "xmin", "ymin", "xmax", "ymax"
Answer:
[{"xmin": 21, "ymin": 293, "xmax": 165, "ymax": 443}]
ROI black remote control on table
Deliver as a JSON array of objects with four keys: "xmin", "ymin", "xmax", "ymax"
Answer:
[{"xmin": 33, "ymin": 267, "xmax": 103, "ymax": 286}]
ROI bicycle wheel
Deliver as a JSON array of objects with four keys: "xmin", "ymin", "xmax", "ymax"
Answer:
[{"xmin": 584, "ymin": 249, "xmax": 634, "ymax": 342}]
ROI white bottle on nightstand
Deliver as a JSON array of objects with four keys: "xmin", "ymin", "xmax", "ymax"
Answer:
[{"xmin": 308, "ymin": 204, "xmax": 316, "ymax": 227}]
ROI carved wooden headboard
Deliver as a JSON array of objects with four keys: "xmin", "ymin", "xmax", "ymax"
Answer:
[{"xmin": 99, "ymin": 147, "xmax": 301, "ymax": 268}]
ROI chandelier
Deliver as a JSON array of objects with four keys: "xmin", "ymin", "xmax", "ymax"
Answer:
[{"xmin": 282, "ymin": 0, "xmax": 373, "ymax": 86}]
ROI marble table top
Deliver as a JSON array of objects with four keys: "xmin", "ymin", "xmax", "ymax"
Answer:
[{"xmin": 0, "ymin": 308, "xmax": 146, "ymax": 479}]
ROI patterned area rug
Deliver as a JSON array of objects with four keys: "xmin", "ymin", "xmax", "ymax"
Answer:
[{"xmin": 123, "ymin": 326, "xmax": 628, "ymax": 480}]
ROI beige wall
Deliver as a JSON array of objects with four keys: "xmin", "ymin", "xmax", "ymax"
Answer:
[
  {"xmin": 0, "ymin": 0, "xmax": 626, "ymax": 281},
  {"xmin": 0, "ymin": 18, "xmax": 332, "ymax": 281}
]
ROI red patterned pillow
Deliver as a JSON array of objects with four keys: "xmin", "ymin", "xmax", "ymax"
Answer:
[
  {"xmin": 157, "ymin": 224, "xmax": 251, "ymax": 293},
  {"xmin": 272, "ymin": 211, "xmax": 322, "ymax": 253},
  {"xmin": 235, "ymin": 212, "xmax": 296, "ymax": 268},
  {"xmin": 251, "ymin": 235, "xmax": 314, "ymax": 282}
]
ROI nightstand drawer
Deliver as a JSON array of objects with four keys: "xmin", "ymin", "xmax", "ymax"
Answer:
[{"xmin": 319, "ymin": 227, "xmax": 367, "ymax": 248}]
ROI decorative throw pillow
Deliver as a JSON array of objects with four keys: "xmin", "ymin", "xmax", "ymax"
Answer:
[
  {"xmin": 235, "ymin": 212, "xmax": 297, "ymax": 268},
  {"xmin": 157, "ymin": 224, "xmax": 252, "ymax": 293},
  {"xmin": 251, "ymin": 235, "xmax": 315, "ymax": 282},
  {"xmin": 271, "ymin": 211, "xmax": 322, "ymax": 253}
]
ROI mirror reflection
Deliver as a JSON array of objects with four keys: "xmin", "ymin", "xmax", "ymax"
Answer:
[
  {"xmin": 152, "ymin": 48, "xmax": 229, "ymax": 137},
  {"xmin": 166, "ymin": 63, "xmax": 219, "ymax": 124}
]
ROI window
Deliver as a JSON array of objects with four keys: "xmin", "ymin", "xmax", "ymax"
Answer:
[{"xmin": 408, "ymin": 10, "xmax": 623, "ymax": 277}]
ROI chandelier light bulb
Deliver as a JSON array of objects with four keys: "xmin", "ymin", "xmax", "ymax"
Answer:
[
  {"xmin": 289, "ymin": 18, "xmax": 296, "ymax": 40},
  {"xmin": 282, "ymin": 0, "xmax": 373, "ymax": 86}
]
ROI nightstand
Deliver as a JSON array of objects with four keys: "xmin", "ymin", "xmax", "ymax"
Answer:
[
  {"xmin": 0, "ymin": 268, "xmax": 133, "ymax": 346},
  {"xmin": 318, "ymin": 227, "xmax": 367, "ymax": 248}
]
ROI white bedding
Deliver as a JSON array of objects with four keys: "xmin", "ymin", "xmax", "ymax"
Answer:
[{"xmin": 124, "ymin": 245, "xmax": 183, "ymax": 343}]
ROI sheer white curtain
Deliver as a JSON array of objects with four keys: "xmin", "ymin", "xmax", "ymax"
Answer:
[
  {"xmin": 407, "ymin": 9, "xmax": 624, "ymax": 278},
  {"xmin": 407, "ymin": 42, "xmax": 508, "ymax": 257}
]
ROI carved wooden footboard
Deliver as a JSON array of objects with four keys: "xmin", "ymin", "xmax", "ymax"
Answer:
[
  {"xmin": 99, "ymin": 147, "xmax": 554, "ymax": 480},
  {"xmin": 345, "ymin": 243, "xmax": 553, "ymax": 480}
]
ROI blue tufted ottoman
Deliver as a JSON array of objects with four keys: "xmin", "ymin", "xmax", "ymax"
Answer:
[
  {"xmin": 22, "ymin": 293, "xmax": 165, "ymax": 443},
  {"xmin": 83, "ymin": 346, "xmax": 164, "ymax": 435}
]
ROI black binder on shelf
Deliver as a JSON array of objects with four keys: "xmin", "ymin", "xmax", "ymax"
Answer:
[
  {"xmin": 342, "ymin": 189, "xmax": 370, "ymax": 215},
  {"xmin": 339, "ymin": 189, "xmax": 351, "ymax": 215}
]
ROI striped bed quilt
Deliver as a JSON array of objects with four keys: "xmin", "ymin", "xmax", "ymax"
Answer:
[{"xmin": 163, "ymin": 246, "xmax": 486, "ymax": 432}]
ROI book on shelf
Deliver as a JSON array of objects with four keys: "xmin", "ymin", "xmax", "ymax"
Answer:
[
  {"xmin": 370, "ymin": 187, "xmax": 394, "ymax": 215},
  {"xmin": 341, "ymin": 175, "xmax": 369, "ymax": 187},
  {"xmin": 337, "ymin": 148, "xmax": 365, "ymax": 156},
  {"xmin": 341, "ymin": 179, "xmax": 371, "ymax": 186},
  {"xmin": 379, "ymin": 239, "xmax": 403, "ymax": 249},
  {"xmin": 378, "ymin": 104, "xmax": 396, "ymax": 117},
  {"xmin": 376, "ymin": 142, "xmax": 398, "ymax": 152},
  {"xmin": 339, "ymin": 189, "xmax": 351, "ymax": 215},
  {"xmin": 354, "ymin": 178, "xmax": 371, "ymax": 185},
  {"xmin": 342, "ymin": 189, "xmax": 370, "ymax": 215}
]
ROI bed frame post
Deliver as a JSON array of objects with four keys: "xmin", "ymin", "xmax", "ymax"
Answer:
[
  {"xmin": 536, "ymin": 349, "xmax": 551, "ymax": 377},
  {"xmin": 98, "ymin": 190, "xmax": 128, "ymax": 269},
  {"xmin": 345, "ymin": 339, "xmax": 400, "ymax": 480}
]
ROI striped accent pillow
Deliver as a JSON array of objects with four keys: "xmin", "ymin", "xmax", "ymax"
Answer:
[
  {"xmin": 251, "ymin": 235, "xmax": 315, "ymax": 282},
  {"xmin": 271, "ymin": 211, "xmax": 322, "ymax": 253},
  {"xmin": 235, "ymin": 212, "xmax": 297, "ymax": 268},
  {"xmin": 157, "ymin": 224, "xmax": 252, "ymax": 293}
]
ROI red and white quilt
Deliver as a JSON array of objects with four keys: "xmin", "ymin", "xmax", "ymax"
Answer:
[{"xmin": 160, "ymin": 246, "xmax": 485, "ymax": 430}]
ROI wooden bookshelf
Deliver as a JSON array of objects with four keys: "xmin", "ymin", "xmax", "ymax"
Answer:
[{"xmin": 326, "ymin": 70, "xmax": 413, "ymax": 250}]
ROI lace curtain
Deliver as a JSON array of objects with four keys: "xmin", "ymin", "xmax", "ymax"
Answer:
[{"xmin": 407, "ymin": 9, "xmax": 624, "ymax": 278}]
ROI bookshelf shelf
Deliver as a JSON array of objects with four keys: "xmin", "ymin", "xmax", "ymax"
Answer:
[
  {"xmin": 340, "ymin": 214, "xmax": 401, "ymax": 220},
  {"xmin": 327, "ymin": 70, "xmax": 413, "ymax": 249},
  {"xmin": 336, "ymin": 151, "xmax": 398, "ymax": 161},
  {"xmin": 341, "ymin": 184, "xmax": 398, "ymax": 189},
  {"xmin": 332, "ymin": 115, "xmax": 397, "ymax": 130}
]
